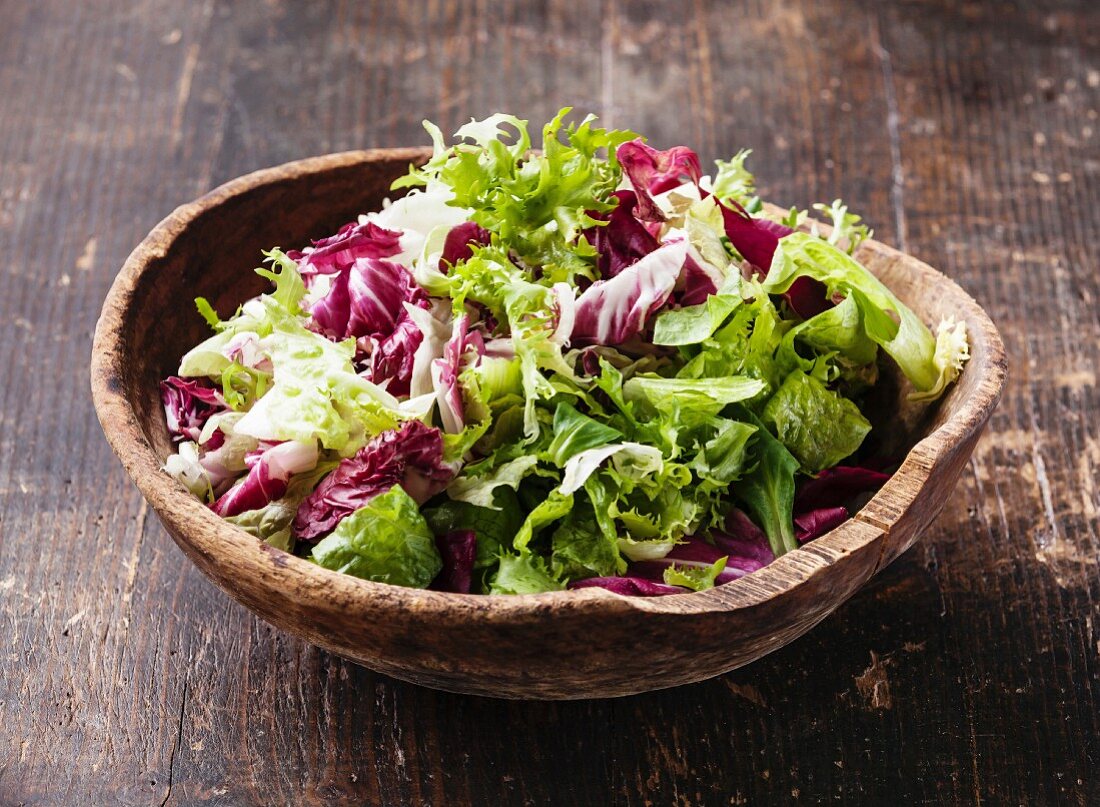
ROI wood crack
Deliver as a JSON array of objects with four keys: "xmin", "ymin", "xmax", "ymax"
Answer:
[{"xmin": 159, "ymin": 677, "xmax": 188, "ymax": 807}]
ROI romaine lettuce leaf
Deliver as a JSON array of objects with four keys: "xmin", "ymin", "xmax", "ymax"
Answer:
[
  {"xmin": 652, "ymin": 290, "xmax": 741, "ymax": 346},
  {"xmin": 623, "ymin": 374, "xmax": 766, "ymax": 413}
]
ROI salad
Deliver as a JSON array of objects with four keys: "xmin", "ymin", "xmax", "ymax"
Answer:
[{"xmin": 162, "ymin": 109, "xmax": 969, "ymax": 596}]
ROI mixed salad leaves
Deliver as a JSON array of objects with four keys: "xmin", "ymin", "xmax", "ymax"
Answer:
[{"xmin": 162, "ymin": 109, "xmax": 969, "ymax": 595}]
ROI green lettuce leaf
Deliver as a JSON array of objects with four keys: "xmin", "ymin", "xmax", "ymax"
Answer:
[
  {"xmin": 550, "ymin": 502, "xmax": 625, "ymax": 580},
  {"xmin": 445, "ymin": 455, "xmax": 540, "ymax": 509},
  {"xmin": 664, "ymin": 557, "xmax": 728, "ymax": 591},
  {"xmin": 489, "ymin": 553, "xmax": 566, "ymax": 594},
  {"xmin": 422, "ymin": 487, "xmax": 525, "ymax": 572},
  {"xmin": 546, "ymin": 401, "xmax": 623, "ymax": 465},
  {"xmin": 809, "ymin": 199, "xmax": 872, "ymax": 255},
  {"xmin": 710, "ymin": 149, "xmax": 757, "ymax": 209},
  {"xmin": 624, "ymin": 374, "xmax": 766, "ymax": 414},
  {"xmin": 396, "ymin": 108, "xmax": 639, "ymax": 284},
  {"xmin": 310, "ymin": 486, "xmax": 442, "ymax": 587},
  {"xmin": 690, "ymin": 418, "xmax": 758, "ymax": 487},
  {"xmin": 652, "ymin": 291, "xmax": 742, "ymax": 346},
  {"xmin": 733, "ymin": 407, "xmax": 799, "ymax": 556},
  {"xmin": 766, "ymin": 233, "xmax": 968, "ymax": 399},
  {"xmin": 513, "ymin": 489, "xmax": 574, "ymax": 552},
  {"xmin": 761, "ymin": 371, "xmax": 871, "ymax": 473},
  {"xmin": 776, "ymin": 293, "xmax": 878, "ymax": 376},
  {"xmin": 233, "ymin": 327, "xmax": 400, "ymax": 452}
]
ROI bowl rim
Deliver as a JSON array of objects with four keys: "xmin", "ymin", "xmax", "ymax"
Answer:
[{"xmin": 90, "ymin": 148, "xmax": 1007, "ymax": 619}]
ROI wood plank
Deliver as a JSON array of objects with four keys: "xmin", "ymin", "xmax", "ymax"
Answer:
[{"xmin": 0, "ymin": 0, "xmax": 1097, "ymax": 803}]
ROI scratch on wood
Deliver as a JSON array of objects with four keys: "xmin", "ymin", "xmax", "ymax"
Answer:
[
  {"xmin": 869, "ymin": 15, "xmax": 908, "ymax": 251},
  {"xmin": 601, "ymin": 0, "xmax": 616, "ymax": 125},
  {"xmin": 724, "ymin": 680, "xmax": 767, "ymax": 708},
  {"xmin": 61, "ymin": 610, "xmax": 86, "ymax": 635},
  {"xmin": 1030, "ymin": 411, "xmax": 1061, "ymax": 548},
  {"xmin": 855, "ymin": 652, "xmax": 893, "ymax": 710},
  {"xmin": 1055, "ymin": 370, "xmax": 1096, "ymax": 390},
  {"xmin": 171, "ymin": 43, "xmax": 201, "ymax": 148},
  {"xmin": 75, "ymin": 237, "xmax": 97, "ymax": 271}
]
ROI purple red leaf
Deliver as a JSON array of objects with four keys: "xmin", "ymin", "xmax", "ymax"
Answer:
[{"xmin": 292, "ymin": 420, "xmax": 455, "ymax": 541}]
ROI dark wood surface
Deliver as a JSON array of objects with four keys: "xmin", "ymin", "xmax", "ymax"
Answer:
[{"xmin": 1, "ymin": 0, "xmax": 1097, "ymax": 803}]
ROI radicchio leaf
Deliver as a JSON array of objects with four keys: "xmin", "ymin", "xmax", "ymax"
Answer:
[
  {"xmin": 308, "ymin": 257, "xmax": 431, "ymax": 394},
  {"xmin": 348, "ymin": 259, "xmax": 427, "ymax": 339},
  {"xmin": 368, "ymin": 313, "xmax": 425, "ymax": 398},
  {"xmin": 292, "ymin": 420, "xmax": 455, "ymax": 541},
  {"xmin": 794, "ymin": 506, "xmax": 849, "ymax": 543},
  {"xmin": 584, "ymin": 190, "xmax": 659, "ymax": 279},
  {"xmin": 432, "ymin": 314, "xmax": 479, "ymax": 433},
  {"xmin": 617, "ymin": 139, "xmax": 702, "ymax": 221},
  {"xmin": 161, "ymin": 376, "xmax": 226, "ymax": 443},
  {"xmin": 571, "ymin": 240, "xmax": 688, "ymax": 346},
  {"xmin": 289, "ymin": 220, "xmax": 402, "ymax": 278},
  {"xmin": 783, "ymin": 277, "xmax": 833, "ymax": 319},
  {"xmin": 719, "ymin": 202, "xmax": 832, "ymax": 318},
  {"xmin": 793, "ymin": 465, "xmax": 891, "ymax": 512},
  {"xmin": 568, "ymin": 576, "xmax": 685, "ymax": 596},
  {"xmin": 629, "ymin": 537, "xmax": 739, "ymax": 587},
  {"xmin": 719, "ymin": 200, "xmax": 793, "ymax": 272},
  {"xmin": 439, "ymin": 222, "xmax": 491, "ymax": 271},
  {"xmin": 679, "ymin": 252, "xmax": 722, "ymax": 306},
  {"xmin": 212, "ymin": 440, "xmax": 319, "ymax": 517},
  {"xmin": 711, "ymin": 508, "xmax": 777, "ymax": 573},
  {"xmin": 430, "ymin": 530, "xmax": 477, "ymax": 593}
]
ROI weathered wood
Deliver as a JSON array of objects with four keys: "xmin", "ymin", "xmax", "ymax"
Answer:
[{"xmin": 2, "ymin": 0, "xmax": 1098, "ymax": 803}]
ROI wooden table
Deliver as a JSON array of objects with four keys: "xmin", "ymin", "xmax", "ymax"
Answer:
[{"xmin": 2, "ymin": 1, "xmax": 1098, "ymax": 803}]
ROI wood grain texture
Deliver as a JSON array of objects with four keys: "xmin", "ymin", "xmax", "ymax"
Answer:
[{"xmin": 1, "ymin": 0, "xmax": 1097, "ymax": 803}]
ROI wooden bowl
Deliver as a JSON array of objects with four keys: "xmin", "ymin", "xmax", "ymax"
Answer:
[{"xmin": 91, "ymin": 149, "xmax": 1006, "ymax": 699}]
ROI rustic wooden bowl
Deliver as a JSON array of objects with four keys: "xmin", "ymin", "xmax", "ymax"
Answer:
[{"xmin": 91, "ymin": 148, "xmax": 1006, "ymax": 699}]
